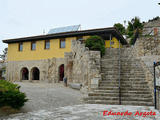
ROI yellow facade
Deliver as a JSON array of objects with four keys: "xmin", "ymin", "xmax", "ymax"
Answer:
[
  {"xmin": 8, "ymin": 37, "xmax": 75, "ymax": 61},
  {"xmin": 7, "ymin": 36, "xmax": 121, "ymax": 61}
]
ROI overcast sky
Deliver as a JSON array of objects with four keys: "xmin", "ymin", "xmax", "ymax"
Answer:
[{"xmin": 0, "ymin": 0, "xmax": 160, "ymax": 54}]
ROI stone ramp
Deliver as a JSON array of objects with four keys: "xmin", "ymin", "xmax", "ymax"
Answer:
[{"xmin": 84, "ymin": 48, "xmax": 154, "ymax": 106}]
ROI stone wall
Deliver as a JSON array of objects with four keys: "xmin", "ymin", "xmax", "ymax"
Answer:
[
  {"xmin": 134, "ymin": 37, "xmax": 160, "ymax": 57},
  {"xmin": 64, "ymin": 40, "xmax": 101, "ymax": 91},
  {"xmin": 131, "ymin": 37, "xmax": 160, "ymax": 100},
  {"xmin": 0, "ymin": 62, "xmax": 6, "ymax": 79},
  {"xmin": 134, "ymin": 37, "xmax": 160, "ymax": 85},
  {"xmin": 143, "ymin": 18, "xmax": 160, "ymax": 36},
  {"xmin": 7, "ymin": 58, "xmax": 64, "ymax": 83}
]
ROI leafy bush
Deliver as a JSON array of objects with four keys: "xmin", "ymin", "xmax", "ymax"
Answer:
[
  {"xmin": 85, "ymin": 36, "xmax": 105, "ymax": 56},
  {"xmin": 114, "ymin": 23, "xmax": 126, "ymax": 35},
  {"xmin": 0, "ymin": 80, "xmax": 28, "ymax": 109}
]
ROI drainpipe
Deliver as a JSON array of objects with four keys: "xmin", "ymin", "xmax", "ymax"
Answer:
[
  {"xmin": 110, "ymin": 34, "xmax": 112, "ymax": 48},
  {"xmin": 119, "ymin": 40, "xmax": 121, "ymax": 105}
]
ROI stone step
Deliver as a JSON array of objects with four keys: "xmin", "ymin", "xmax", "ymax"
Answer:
[
  {"xmin": 102, "ymin": 74, "xmax": 145, "ymax": 77},
  {"xmin": 99, "ymin": 84, "xmax": 119, "ymax": 87},
  {"xmin": 101, "ymin": 74, "xmax": 145, "ymax": 77},
  {"xmin": 101, "ymin": 63, "xmax": 142, "ymax": 66},
  {"xmin": 93, "ymin": 89, "xmax": 119, "ymax": 93},
  {"xmin": 101, "ymin": 68, "xmax": 144, "ymax": 71},
  {"xmin": 85, "ymin": 100, "xmax": 119, "ymax": 105},
  {"xmin": 84, "ymin": 96, "xmax": 119, "ymax": 101},
  {"xmin": 100, "ymin": 81, "xmax": 147, "ymax": 84},
  {"xmin": 97, "ymin": 87, "xmax": 119, "ymax": 90},
  {"xmin": 99, "ymin": 82, "xmax": 149, "ymax": 86},
  {"xmin": 101, "ymin": 59, "xmax": 141, "ymax": 62},
  {"xmin": 100, "ymin": 80, "xmax": 147, "ymax": 83},
  {"xmin": 101, "ymin": 72, "xmax": 144, "ymax": 75},
  {"xmin": 102, "ymin": 77, "xmax": 146, "ymax": 80},
  {"xmin": 101, "ymin": 62, "xmax": 142, "ymax": 66},
  {"xmin": 100, "ymin": 80, "xmax": 148, "ymax": 84},
  {"xmin": 101, "ymin": 66, "xmax": 144, "ymax": 69},
  {"xmin": 101, "ymin": 78, "xmax": 146, "ymax": 82},
  {"xmin": 121, "ymin": 101, "xmax": 153, "ymax": 106},
  {"xmin": 85, "ymin": 100, "xmax": 154, "ymax": 106},
  {"xmin": 85, "ymin": 96, "xmax": 152, "ymax": 102},
  {"xmin": 93, "ymin": 90, "xmax": 151, "ymax": 94},
  {"xmin": 88, "ymin": 93, "xmax": 119, "ymax": 97},
  {"xmin": 98, "ymin": 86, "xmax": 149, "ymax": 92},
  {"xmin": 99, "ymin": 85, "xmax": 150, "ymax": 88},
  {"xmin": 101, "ymin": 59, "xmax": 139, "ymax": 61},
  {"xmin": 121, "ymin": 94, "xmax": 152, "ymax": 98},
  {"xmin": 101, "ymin": 69, "xmax": 144, "ymax": 72},
  {"xmin": 88, "ymin": 93, "xmax": 152, "ymax": 98}
]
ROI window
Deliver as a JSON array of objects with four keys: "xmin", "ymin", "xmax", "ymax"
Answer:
[
  {"xmin": 19, "ymin": 43, "xmax": 23, "ymax": 51},
  {"xmin": 45, "ymin": 40, "xmax": 50, "ymax": 49},
  {"xmin": 31, "ymin": 41, "xmax": 36, "ymax": 50},
  {"xmin": 60, "ymin": 38, "xmax": 65, "ymax": 48}
]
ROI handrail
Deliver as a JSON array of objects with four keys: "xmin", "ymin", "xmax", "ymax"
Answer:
[
  {"xmin": 119, "ymin": 40, "xmax": 121, "ymax": 105},
  {"xmin": 154, "ymin": 62, "xmax": 157, "ymax": 109}
]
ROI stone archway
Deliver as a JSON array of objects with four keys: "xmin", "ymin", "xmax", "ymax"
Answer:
[
  {"xmin": 31, "ymin": 67, "xmax": 40, "ymax": 80},
  {"xmin": 59, "ymin": 64, "xmax": 64, "ymax": 81},
  {"xmin": 21, "ymin": 67, "xmax": 29, "ymax": 80}
]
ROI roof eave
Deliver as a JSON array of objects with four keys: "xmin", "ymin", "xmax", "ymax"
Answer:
[{"xmin": 3, "ymin": 27, "xmax": 127, "ymax": 45}]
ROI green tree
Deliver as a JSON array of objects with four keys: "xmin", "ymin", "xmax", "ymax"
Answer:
[
  {"xmin": 0, "ymin": 48, "xmax": 8, "ymax": 61},
  {"xmin": 114, "ymin": 23, "xmax": 126, "ymax": 35},
  {"xmin": 85, "ymin": 36, "xmax": 105, "ymax": 56},
  {"xmin": 126, "ymin": 17, "xmax": 143, "ymax": 45}
]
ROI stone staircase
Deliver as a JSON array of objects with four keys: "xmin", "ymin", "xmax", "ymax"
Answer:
[{"xmin": 84, "ymin": 48, "xmax": 154, "ymax": 106}]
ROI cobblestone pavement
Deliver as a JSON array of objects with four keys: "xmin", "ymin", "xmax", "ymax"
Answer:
[{"xmin": 2, "ymin": 104, "xmax": 160, "ymax": 120}]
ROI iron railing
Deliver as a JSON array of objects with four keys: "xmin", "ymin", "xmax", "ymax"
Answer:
[{"xmin": 119, "ymin": 40, "xmax": 121, "ymax": 105}]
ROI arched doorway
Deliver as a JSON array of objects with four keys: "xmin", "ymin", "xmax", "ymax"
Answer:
[
  {"xmin": 59, "ymin": 64, "xmax": 64, "ymax": 81},
  {"xmin": 31, "ymin": 67, "xmax": 40, "ymax": 80},
  {"xmin": 21, "ymin": 67, "xmax": 29, "ymax": 80}
]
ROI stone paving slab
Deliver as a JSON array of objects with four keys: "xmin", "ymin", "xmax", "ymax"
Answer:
[{"xmin": 1, "ymin": 104, "xmax": 160, "ymax": 120}]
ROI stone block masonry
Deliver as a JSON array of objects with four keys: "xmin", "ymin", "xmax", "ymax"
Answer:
[
  {"xmin": 6, "ymin": 58, "xmax": 65, "ymax": 83},
  {"xmin": 64, "ymin": 40, "xmax": 101, "ymax": 91},
  {"xmin": 134, "ymin": 36, "xmax": 160, "ymax": 57},
  {"xmin": 84, "ymin": 48, "xmax": 154, "ymax": 106},
  {"xmin": 6, "ymin": 39, "xmax": 101, "ymax": 89}
]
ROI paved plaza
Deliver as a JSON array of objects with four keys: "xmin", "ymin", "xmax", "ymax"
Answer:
[
  {"xmin": 0, "ymin": 82, "xmax": 160, "ymax": 120},
  {"xmin": 2, "ymin": 104, "xmax": 160, "ymax": 120}
]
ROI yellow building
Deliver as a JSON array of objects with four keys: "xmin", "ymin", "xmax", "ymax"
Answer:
[{"xmin": 3, "ymin": 27, "xmax": 127, "ymax": 83}]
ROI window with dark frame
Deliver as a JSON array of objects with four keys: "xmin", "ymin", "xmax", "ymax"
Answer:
[
  {"xmin": 19, "ymin": 42, "xmax": 23, "ymax": 51},
  {"xmin": 31, "ymin": 41, "xmax": 36, "ymax": 50},
  {"xmin": 60, "ymin": 38, "xmax": 66, "ymax": 48},
  {"xmin": 45, "ymin": 40, "xmax": 50, "ymax": 49}
]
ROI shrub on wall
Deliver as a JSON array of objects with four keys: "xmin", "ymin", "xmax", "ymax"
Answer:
[
  {"xmin": 0, "ymin": 80, "xmax": 28, "ymax": 109},
  {"xmin": 85, "ymin": 35, "xmax": 105, "ymax": 56}
]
